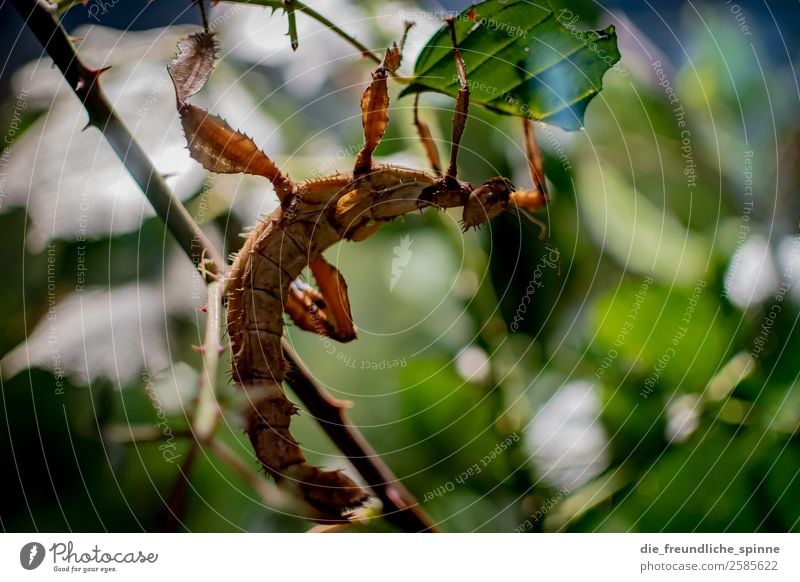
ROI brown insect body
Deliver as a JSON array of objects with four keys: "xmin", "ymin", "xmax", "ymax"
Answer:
[
  {"xmin": 226, "ymin": 165, "xmax": 485, "ymax": 517},
  {"xmin": 227, "ymin": 163, "xmax": 447, "ymax": 384},
  {"xmin": 169, "ymin": 27, "xmax": 547, "ymax": 521}
]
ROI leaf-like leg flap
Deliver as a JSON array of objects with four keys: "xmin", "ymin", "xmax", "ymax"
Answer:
[
  {"xmin": 309, "ymin": 256, "xmax": 356, "ymax": 342},
  {"xmin": 332, "ymin": 185, "xmax": 388, "ymax": 239},
  {"xmin": 178, "ymin": 103, "xmax": 293, "ymax": 201},
  {"xmin": 168, "ymin": 31, "xmax": 217, "ymax": 104},
  {"xmin": 353, "ymin": 45, "xmax": 402, "ymax": 175}
]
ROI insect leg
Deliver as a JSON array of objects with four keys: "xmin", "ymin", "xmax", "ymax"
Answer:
[
  {"xmin": 179, "ymin": 105, "xmax": 293, "ymax": 201},
  {"xmin": 285, "ymin": 280, "xmax": 327, "ymax": 335},
  {"xmin": 309, "ymin": 256, "xmax": 356, "ymax": 342},
  {"xmin": 522, "ymin": 117, "xmax": 549, "ymax": 202},
  {"xmin": 508, "ymin": 118, "xmax": 549, "ymax": 214},
  {"xmin": 444, "ymin": 17, "xmax": 469, "ymax": 181},
  {"xmin": 413, "ymin": 94, "xmax": 443, "ymax": 176},
  {"xmin": 353, "ymin": 46, "xmax": 402, "ymax": 176},
  {"xmin": 393, "ymin": 20, "xmax": 443, "ymax": 175},
  {"xmin": 284, "ymin": 257, "xmax": 356, "ymax": 342},
  {"xmin": 167, "ymin": 33, "xmax": 294, "ymax": 202}
]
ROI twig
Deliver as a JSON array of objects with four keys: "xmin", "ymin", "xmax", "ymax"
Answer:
[
  {"xmin": 157, "ymin": 444, "xmax": 198, "ymax": 531},
  {"xmin": 282, "ymin": 344, "xmax": 437, "ymax": 532},
  {"xmin": 14, "ymin": 0, "xmax": 435, "ymax": 532},
  {"xmin": 283, "ymin": 0, "xmax": 299, "ymax": 51},
  {"xmin": 208, "ymin": 438, "xmax": 286, "ymax": 508},
  {"xmin": 160, "ymin": 279, "xmax": 224, "ymax": 531},
  {"xmin": 104, "ymin": 424, "xmax": 190, "ymax": 443},
  {"xmin": 228, "ymin": 0, "xmax": 410, "ymax": 80},
  {"xmin": 193, "ymin": 280, "xmax": 223, "ymax": 444},
  {"xmin": 286, "ymin": 0, "xmax": 379, "ymax": 62}
]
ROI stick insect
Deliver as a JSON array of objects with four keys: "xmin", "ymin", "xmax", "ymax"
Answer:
[{"xmin": 168, "ymin": 19, "xmax": 548, "ymax": 521}]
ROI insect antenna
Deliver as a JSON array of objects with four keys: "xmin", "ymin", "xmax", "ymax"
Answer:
[
  {"xmin": 513, "ymin": 207, "xmax": 549, "ymax": 243},
  {"xmin": 510, "ymin": 207, "xmax": 562, "ymax": 276}
]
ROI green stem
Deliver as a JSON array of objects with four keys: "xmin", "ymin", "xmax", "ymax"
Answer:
[
  {"xmin": 160, "ymin": 280, "xmax": 223, "ymax": 530},
  {"xmin": 283, "ymin": 0, "xmax": 299, "ymax": 51},
  {"xmin": 104, "ymin": 424, "xmax": 190, "ymax": 443},
  {"xmin": 229, "ymin": 0, "xmax": 412, "ymax": 81},
  {"xmin": 55, "ymin": 0, "xmax": 384, "ymax": 66},
  {"xmin": 208, "ymin": 438, "xmax": 287, "ymax": 508},
  {"xmin": 193, "ymin": 280, "xmax": 223, "ymax": 443},
  {"xmin": 286, "ymin": 0, "xmax": 379, "ymax": 62}
]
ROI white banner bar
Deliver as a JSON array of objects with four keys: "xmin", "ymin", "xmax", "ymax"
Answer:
[{"xmin": 1, "ymin": 533, "xmax": 798, "ymax": 581}]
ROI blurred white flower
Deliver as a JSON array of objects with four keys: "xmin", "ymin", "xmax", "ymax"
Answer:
[
  {"xmin": 455, "ymin": 345, "xmax": 490, "ymax": 384},
  {"xmin": 665, "ymin": 394, "xmax": 701, "ymax": 443},
  {"xmin": 525, "ymin": 380, "xmax": 609, "ymax": 490},
  {"xmin": 151, "ymin": 361, "xmax": 200, "ymax": 415},
  {"xmin": 724, "ymin": 235, "xmax": 778, "ymax": 309}
]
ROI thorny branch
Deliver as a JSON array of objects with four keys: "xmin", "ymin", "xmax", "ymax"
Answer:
[
  {"xmin": 12, "ymin": 0, "xmax": 436, "ymax": 532},
  {"xmin": 282, "ymin": 347, "xmax": 437, "ymax": 532}
]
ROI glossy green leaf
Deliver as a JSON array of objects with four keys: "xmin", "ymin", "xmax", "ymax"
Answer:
[{"xmin": 400, "ymin": 0, "xmax": 621, "ymax": 130}]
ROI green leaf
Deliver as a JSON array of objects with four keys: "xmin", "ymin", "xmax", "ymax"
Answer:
[
  {"xmin": 399, "ymin": 0, "xmax": 621, "ymax": 130},
  {"xmin": 590, "ymin": 280, "xmax": 731, "ymax": 391},
  {"xmin": 576, "ymin": 159, "xmax": 711, "ymax": 285}
]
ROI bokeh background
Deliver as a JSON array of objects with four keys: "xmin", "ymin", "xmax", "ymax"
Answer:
[{"xmin": 1, "ymin": 0, "xmax": 799, "ymax": 532}]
